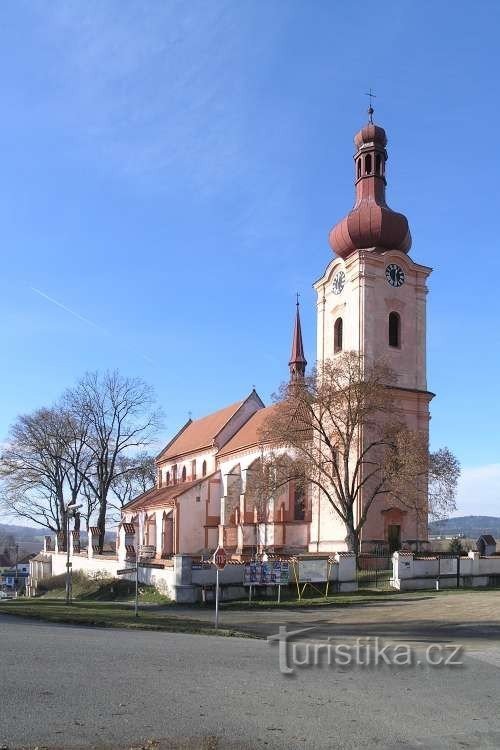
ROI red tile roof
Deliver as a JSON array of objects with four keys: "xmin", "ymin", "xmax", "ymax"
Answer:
[
  {"xmin": 123, "ymin": 475, "xmax": 212, "ymax": 512},
  {"xmin": 157, "ymin": 400, "xmax": 248, "ymax": 461},
  {"xmin": 218, "ymin": 405, "xmax": 277, "ymax": 457}
]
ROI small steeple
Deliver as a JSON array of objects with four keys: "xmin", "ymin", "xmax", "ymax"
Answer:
[{"xmin": 289, "ymin": 294, "xmax": 307, "ymax": 382}]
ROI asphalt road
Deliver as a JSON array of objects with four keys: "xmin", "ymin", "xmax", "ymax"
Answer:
[{"xmin": 1, "ymin": 612, "xmax": 500, "ymax": 750}]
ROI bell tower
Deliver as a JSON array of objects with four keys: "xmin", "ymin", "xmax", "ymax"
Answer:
[{"xmin": 311, "ymin": 109, "xmax": 433, "ymax": 552}]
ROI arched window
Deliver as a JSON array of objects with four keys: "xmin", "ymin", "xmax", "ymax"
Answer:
[
  {"xmin": 375, "ymin": 153, "xmax": 381, "ymax": 174},
  {"xmin": 365, "ymin": 154, "xmax": 372, "ymax": 174},
  {"xmin": 334, "ymin": 317, "xmax": 343, "ymax": 353},
  {"xmin": 172, "ymin": 465, "xmax": 177, "ymax": 485},
  {"xmin": 181, "ymin": 466, "xmax": 187, "ymax": 482},
  {"xmin": 357, "ymin": 159, "xmax": 361, "ymax": 179},
  {"xmin": 293, "ymin": 479, "xmax": 306, "ymax": 521},
  {"xmin": 389, "ymin": 312, "xmax": 401, "ymax": 348},
  {"xmin": 202, "ymin": 460, "xmax": 207, "ymax": 477},
  {"xmin": 166, "ymin": 471, "xmax": 170, "ymax": 486}
]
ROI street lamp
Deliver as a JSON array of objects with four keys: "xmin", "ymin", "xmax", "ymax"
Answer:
[{"xmin": 65, "ymin": 502, "xmax": 83, "ymax": 605}]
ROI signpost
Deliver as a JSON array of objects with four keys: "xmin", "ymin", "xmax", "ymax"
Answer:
[
  {"xmin": 211, "ymin": 546, "xmax": 227, "ymax": 629},
  {"xmin": 117, "ymin": 546, "xmax": 157, "ymax": 617}
]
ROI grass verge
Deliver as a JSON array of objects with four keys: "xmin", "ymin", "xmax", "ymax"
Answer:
[
  {"xmin": 0, "ymin": 599, "xmax": 250, "ymax": 637},
  {"xmin": 36, "ymin": 571, "xmax": 171, "ymax": 604}
]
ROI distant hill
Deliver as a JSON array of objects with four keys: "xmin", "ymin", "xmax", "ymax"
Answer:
[
  {"xmin": 0, "ymin": 522, "xmax": 116, "ymax": 541},
  {"xmin": 0, "ymin": 523, "xmax": 46, "ymax": 542},
  {"xmin": 429, "ymin": 516, "xmax": 500, "ymax": 538},
  {"xmin": 0, "ymin": 523, "xmax": 47, "ymax": 558}
]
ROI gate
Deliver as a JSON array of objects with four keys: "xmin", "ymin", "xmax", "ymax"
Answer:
[{"xmin": 357, "ymin": 552, "xmax": 392, "ymax": 590}]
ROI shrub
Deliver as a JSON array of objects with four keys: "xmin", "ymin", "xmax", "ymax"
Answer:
[{"xmin": 448, "ymin": 537, "xmax": 465, "ymax": 555}]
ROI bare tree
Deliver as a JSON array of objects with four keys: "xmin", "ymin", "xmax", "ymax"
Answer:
[
  {"xmin": 381, "ymin": 428, "xmax": 460, "ymax": 549},
  {"xmin": 66, "ymin": 371, "xmax": 162, "ymax": 552},
  {"xmin": 0, "ymin": 531, "xmax": 17, "ymax": 564},
  {"xmin": 0, "ymin": 408, "xmax": 71, "ymax": 541},
  {"xmin": 109, "ymin": 452, "xmax": 156, "ymax": 514},
  {"xmin": 258, "ymin": 352, "xmax": 460, "ymax": 558}
]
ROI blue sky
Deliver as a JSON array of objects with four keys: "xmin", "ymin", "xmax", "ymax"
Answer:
[{"xmin": 1, "ymin": 1, "xmax": 499, "ymax": 516}]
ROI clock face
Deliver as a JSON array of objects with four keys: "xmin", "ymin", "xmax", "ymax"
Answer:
[
  {"xmin": 385, "ymin": 263, "xmax": 405, "ymax": 288},
  {"xmin": 332, "ymin": 270, "xmax": 346, "ymax": 295}
]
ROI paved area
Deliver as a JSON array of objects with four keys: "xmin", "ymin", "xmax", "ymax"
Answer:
[
  {"xmin": 172, "ymin": 590, "xmax": 500, "ymax": 647},
  {"xmin": 1, "ymin": 598, "xmax": 500, "ymax": 750}
]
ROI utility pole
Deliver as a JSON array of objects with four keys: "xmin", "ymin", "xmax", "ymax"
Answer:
[{"xmin": 65, "ymin": 502, "xmax": 83, "ymax": 605}]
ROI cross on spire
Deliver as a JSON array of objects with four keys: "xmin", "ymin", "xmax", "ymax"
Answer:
[{"xmin": 365, "ymin": 88, "xmax": 376, "ymax": 123}]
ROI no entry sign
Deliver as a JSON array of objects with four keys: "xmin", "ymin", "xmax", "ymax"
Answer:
[{"xmin": 212, "ymin": 546, "xmax": 227, "ymax": 570}]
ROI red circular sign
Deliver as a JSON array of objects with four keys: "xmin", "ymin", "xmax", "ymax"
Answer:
[{"xmin": 213, "ymin": 546, "xmax": 227, "ymax": 570}]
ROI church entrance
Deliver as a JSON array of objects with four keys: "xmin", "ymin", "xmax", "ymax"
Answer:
[{"xmin": 388, "ymin": 524, "xmax": 401, "ymax": 554}]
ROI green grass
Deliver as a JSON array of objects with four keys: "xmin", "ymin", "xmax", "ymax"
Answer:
[
  {"xmin": 36, "ymin": 571, "xmax": 171, "ymax": 604},
  {"xmin": 223, "ymin": 588, "xmax": 411, "ymax": 609},
  {"xmin": 0, "ymin": 598, "xmax": 248, "ymax": 637}
]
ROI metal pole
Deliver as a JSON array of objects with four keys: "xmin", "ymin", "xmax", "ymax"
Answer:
[
  {"xmin": 14, "ymin": 544, "xmax": 19, "ymax": 597},
  {"xmin": 135, "ymin": 558, "xmax": 139, "ymax": 617},
  {"xmin": 65, "ymin": 512, "xmax": 70, "ymax": 605},
  {"xmin": 277, "ymin": 584, "xmax": 281, "ymax": 604},
  {"xmin": 215, "ymin": 568, "xmax": 220, "ymax": 629}
]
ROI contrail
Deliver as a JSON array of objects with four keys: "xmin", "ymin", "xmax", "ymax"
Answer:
[
  {"xmin": 30, "ymin": 287, "xmax": 109, "ymax": 334},
  {"xmin": 30, "ymin": 286, "xmax": 156, "ymax": 366}
]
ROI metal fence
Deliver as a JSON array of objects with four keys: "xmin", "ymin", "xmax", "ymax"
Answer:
[{"xmin": 357, "ymin": 552, "xmax": 392, "ymax": 590}]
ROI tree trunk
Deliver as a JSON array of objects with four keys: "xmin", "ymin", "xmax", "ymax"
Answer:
[
  {"xmin": 96, "ymin": 500, "xmax": 106, "ymax": 554},
  {"xmin": 345, "ymin": 525, "xmax": 360, "ymax": 567}
]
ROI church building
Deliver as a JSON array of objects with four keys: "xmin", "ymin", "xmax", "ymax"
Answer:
[{"xmin": 121, "ymin": 111, "xmax": 432, "ymax": 558}]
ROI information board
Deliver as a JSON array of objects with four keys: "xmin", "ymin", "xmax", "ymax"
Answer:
[
  {"xmin": 243, "ymin": 560, "xmax": 290, "ymax": 586},
  {"xmin": 297, "ymin": 557, "xmax": 329, "ymax": 583}
]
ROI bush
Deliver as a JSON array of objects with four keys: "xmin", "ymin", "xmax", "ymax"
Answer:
[{"xmin": 448, "ymin": 537, "xmax": 465, "ymax": 555}]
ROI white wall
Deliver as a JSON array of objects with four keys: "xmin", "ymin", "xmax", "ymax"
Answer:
[{"xmin": 391, "ymin": 551, "xmax": 500, "ymax": 590}]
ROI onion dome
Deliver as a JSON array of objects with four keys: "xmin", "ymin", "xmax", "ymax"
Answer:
[{"xmin": 329, "ymin": 115, "xmax": 411, "ymax": 259}]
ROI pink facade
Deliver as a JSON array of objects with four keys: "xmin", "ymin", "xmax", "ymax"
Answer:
[{"xmin": 122, "ymin": 113, "xmax": 432, "ymax": 558}]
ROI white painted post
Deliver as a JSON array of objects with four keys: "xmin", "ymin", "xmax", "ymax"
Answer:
[
  {"xmin": 135, "ymin": 558, "xmax": 139, "ymax": 618},
  {"xmin": 215, "ymin": 568, "xmax": 220, "ymax": 629}
]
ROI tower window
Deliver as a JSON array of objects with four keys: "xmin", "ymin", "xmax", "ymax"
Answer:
[
  {"xmin": 357, "ymin": 159, "xmax": 361, "ymax": 179},
  {"xmin": 202, "ymin": 460, "xmax": 207, "ymax": 477},
  {"xmin": 389, "ymin": 312, "xmax": 401, "ymax": 348},
  {"xmin": 375, "ymin": 153, "xmax": 381, "ymax": 174},
  {"xmin": 365, "ymin": 154, "xmax": 372, "ymax": 174},
  {"xmin": 334, "ymin": 317, "xmax": 343, "ymax": 353}
]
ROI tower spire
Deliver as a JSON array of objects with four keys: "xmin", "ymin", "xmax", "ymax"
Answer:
[
  {"xmin": 289, "ymin": 295, "xmax": 307, "ymax": 382},
  {"xmin": 328, "ymin": 117, "xmax": 411, "ymax": 259}
]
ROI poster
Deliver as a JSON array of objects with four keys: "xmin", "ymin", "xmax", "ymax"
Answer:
[{"xmin": 243, "ymin": 560, "xmax": 290, "ymax": 586}]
